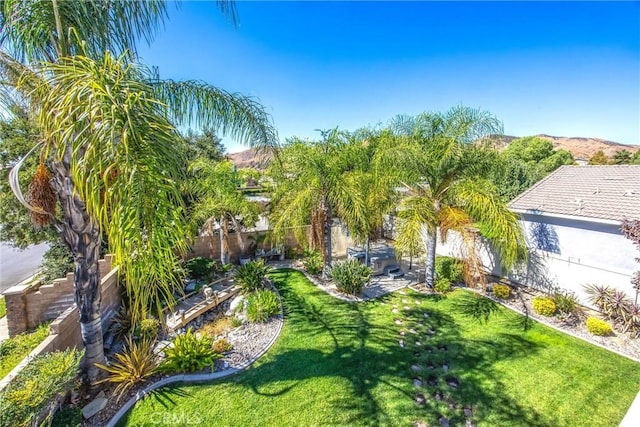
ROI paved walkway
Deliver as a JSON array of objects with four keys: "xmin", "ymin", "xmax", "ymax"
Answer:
[{"xmin": 0, "ymin": 317, "xmax": 8, "ymax": 343}]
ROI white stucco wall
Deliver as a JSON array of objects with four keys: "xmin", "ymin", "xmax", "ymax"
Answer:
[{"xmin": 436, "ymin": 214, "xmax": 639, "ymax": 304}]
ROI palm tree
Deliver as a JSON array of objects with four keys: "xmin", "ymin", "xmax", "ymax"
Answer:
[
  {"xmin": 1, "ymin": 1, "xmax": 277, "ymax": 385},
  {"xmin": 268, "ymin": 130, "xmax": 364, "ymax": 274},
  {"xmin": 188, "ymin": 158, "xmax": 261, "ymax": 264},
  {"xmin": 390, "ymin": 107, "xmax": 526, "ymax": 288}
]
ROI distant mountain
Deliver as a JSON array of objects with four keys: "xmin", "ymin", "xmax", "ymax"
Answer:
[
  {"xmin": 486, "ymin": 134, "xmax": 639, "ymax": 161},
  {"xmin": 226, "ymin": 147, "xmax": 274, "ymax": 169},
  {"xmin": 228, "ymin": 135, "xmax": 640, "ymax": 168}
]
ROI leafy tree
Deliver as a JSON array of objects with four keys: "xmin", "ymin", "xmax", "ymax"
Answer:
[
  {"xmin": 632, "ymin": 150, "xmax": 640, "ymax": 165},
  {"xmin": 611, "ymin": 149, "xmax": 632, "ymax": 165},
  {"xmin": 268, "ymin": 130, "xmax": 364, "ymax": 274},
  {"xmin": 1, "ymin": 0, "xmax": 277, "ymax": 385},
  {"xmin": 503, "ymin": 136, "xmax": 574, "ymax": 174},
  {"xmin": 181, "ymin": 128, "xmax": 226, "ymax": 163},
  {"xmin": 589, "ymin": 150, "xmax": 609, "ymax": 165},
  {"xmin": 238, "ymin": 167, "xmax": 262, "ymax": 187},
  {"xmin": 389, "ymin": 107, "xmax": 526, "ymax": 288},
  {"xmin": 187, "ymin": 159, "xmax": 261, "ymax": 264}
]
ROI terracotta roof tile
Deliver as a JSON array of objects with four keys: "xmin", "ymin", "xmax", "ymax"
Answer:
[{"xmin": 508, "ymin": 165, "xmax": 640, "ymax": 222}]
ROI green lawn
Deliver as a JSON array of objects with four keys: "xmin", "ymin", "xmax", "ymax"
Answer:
[
  {"xmin": 0, "ymin": 323, "xmax": 50, "ymax": 380},
  {"xmin": 121, "ymin": 269, "xmax": 640, "ymax": 426}
]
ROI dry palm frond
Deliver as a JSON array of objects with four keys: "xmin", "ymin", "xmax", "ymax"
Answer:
[{"xmin": 26, "ymin": 162, "xmax": 57, "ymax": 227}]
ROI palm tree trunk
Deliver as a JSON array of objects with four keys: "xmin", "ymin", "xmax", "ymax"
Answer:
[
  {"xmin": 50, "ymin": 155, "xmax": 104, "ymax": 387},
  {"xmin": 230, "ymin": 216, "xmax": 247, "ymax": 256},
  {"xmin": 220, "ymin": 215, "xmax": 230, "ymax": 264},
  {"xmin": 364, "ymin": 237, "xmax": 370, "ymax": 267},
  {"xmin": 424, "ymin": 228, "xmax": 437, "ymax": 288},
  {"xmin": 322, "ymin": 197, "xmax": 332, "ymax": 278}
]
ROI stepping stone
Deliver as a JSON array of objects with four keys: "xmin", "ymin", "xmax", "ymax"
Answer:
[
  {"xmin": 413, "ymin": 378, "xmax": 423, "ymax": 387},
  {"xmin": 409, "ymin": 328, "xmax": 417, "ymax": 334},
  {"xmin": 411, "ymin": 364, "xmax": 421, "ymax": 372},
  {"xmin": 399, "ymin": 340, "xmax": 406, "ymax": 348},
  {"xmin": 446, "ymin": 377, "xmax": 460, "ymax": 388},
  {"xmin": 439, "ymin": 417, "xmax": 450, "ymax": 427},
  {"xmin": 392, "ymin": 308, "xmax": 399, "ymax": 314},
  {"xmin": 395, "ymin": 319, "xmax": 403, "ymax": 325},
  {"xmin": 427, "ymin": 375, "xmax": 438, "ymax": 386},
  {"xmin": 414, "ymin": 393, "xmax": 426, "ymax": 405},
  {"xmin": 82, "ymin": 391, "xmax": 107, "ymax": 419}
]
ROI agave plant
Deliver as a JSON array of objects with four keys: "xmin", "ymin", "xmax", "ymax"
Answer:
[
  {"xmin": 620, "ymin": 303, "xmax": 640, "ymax": 337},
  {"xmin": 583, "ymin": 284, "xmax": 615, "ymax": 312}
]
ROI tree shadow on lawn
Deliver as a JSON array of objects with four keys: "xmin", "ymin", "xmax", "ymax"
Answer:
[{"xmin": 128, "ymin": 270, "xmax": 554, "ymax": 426}]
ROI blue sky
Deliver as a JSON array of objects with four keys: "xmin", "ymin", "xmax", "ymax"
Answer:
[{"xmin": 138, "ymin": 1, "xmax": 640, "ymax": 152}]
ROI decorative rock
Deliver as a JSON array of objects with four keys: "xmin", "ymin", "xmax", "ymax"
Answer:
[
  {"xmin": 413, "ymin": 351, "xmax": 421, "ymax": 357},
  {"xmin": 465, "ymin": 420, "xmax": 474, "ymax": 427},
  {"xmin": 411, "ymin": 364, "xmax": 421, "ymax": 372},
  {"xmin": 427, "ymin": 375, "xmax": 438, "ymax": 386},
  {"xmin": 415, "ymin": 341, "xmax": 422, "ymax": 346},
  {"xmin": 399, "ymin": 290, "xmax": 407, "ymax": 295},
  {"xmin": 464, "ymin": 407, "xmax": 473, "ymax": 417},
  {"xmin": 395, "ymin": 319, "xmax": 403, "ymax": 325},
  {"xmin": 404, "ymin": 305, "xmax": 411, "ymax": 310},
  {"xmin": 439, "ymin": 416, "xmax": 450, "ymax": 427},
  {"xmin": 414, "ymin": 300, "xmax": 421, "ymax": 305},
  {"xmin": 82, "ymin": 391, "xmax": 107, "ymax": 419},
  {"xmin": 413, "ymin": 378, "xmax": 423, "ymax": 387},
  {"xmin": 427, "ymin": 328, "xmax": 436, "ymax": 335},
  {"xmin": 414, "ymin": 393, "xmax": 426, "ymax": 405},
  {"xmin": 392, "ymin": 308, "xmax": 399, "ymax": 314},
  {"xmin": 448, "ymin": 402, "xmax": 458, "ymax": 410},
  {"xmin": 400, "ymin": 331, "xmax": 406, "ymax": 336},
  {"xmin": 423, "ymin": 312, "xmax": 430, "ymax": 318},
  {"xmin": 446, "ymin": 377, "xmax": 459, "ymax": 388},
  {"xmin": 202, "ymin": 285, "xmax": 214, "ymax": 299},
  {"xmin": 409, "ymin": 328, "xmax": 417, "ymax": 334},
  {"xmin": 226, "ymin": 295, "xmax": 245, "ymax": 316},
  {"xmin": 402, "ymin": 299, "xmax": 409, "ymax": 304},
  {"xmin": 438, "ymin": 344, "xmax": 448, "ymax": 352},
  {"xmin": 426, "ymin": 362, "xmax": 436, "ymax": 370},
  {"xmin": 442, "ymin": 363, "xmax": 449, "ymax": 372},
  {"xmin": 434, "ymin": 391, "xmax": 443, "ymax": 401},
  {"xmin": 399, "ymin": 340, "xmax": 406, "ymax": 348}
]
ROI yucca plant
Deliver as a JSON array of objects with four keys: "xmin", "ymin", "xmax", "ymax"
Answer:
[
  {"xmin": 159, "ymin": 328, "xmax": 220, "ymax": 373},
  {"xmin": 583, "ymin": 284, "xmax": 615, "ymax": 312},
  {"xmin": 95, "ymin": 336, "xmax": 158, "ymax": 401},
  {"xmin": 235, "ymin": 259, "xmax": 271, "ymax": 294},
  {"xmin": 328, "ymin": 259, "xmax": 372, "ymax": 295}
]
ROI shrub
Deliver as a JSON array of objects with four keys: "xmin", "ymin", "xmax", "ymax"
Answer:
[
  {"xmin": 586, "ymin": 317, "xmax": 613, "ymax": 336},
  {"xmin": 230, "ymin": 316, "xmax": 243, "ymax": 328},
  {"xmin": 285, "ymin": 247, "xmax": 301, "ymax": 260},
  {"xmin": 235, "ymin": 259, "xmax": 270, "ymax": 294},
  {"xmin": 328, "ymin": 259, "xmax": 372, "ymax": 295},
  {"xmin": 435, "ymin": 256, "xmax": 464, "ymax": 284},
  {"xmin": 553, "ymin": 290, "xmax": 580, "ymax": 315},
  {"xmin": 434, "ymin": 278, "xmax": 452, "ymax": 294},
  {"xmin": 0, "ymin": 349, "xmax": 82, "ymax": 427},
  {"xmin": 135, "ymin": 317, "xmax": 160, "ymax": 340},
  {"xmin": 160, "ymin": 328, "xmax": 220, "ymax": 373},
  {"xmin": 302, "ymin": 250, "xmax": 324, "ymax": 275},
  {"xmin": 0, "ymin": 296, "xmax": 6, "ymax": 318},
  {"xmin": 201, "ymin": 317, "xmax": 234, "ymax": 338},
  {"xmin": 532, "ymin": 296, "xmax": 556, "ymax": 316},
  {"xmin": 246, "ymin": 290, "xmax": 280, "ymax": 323},
  {"xmin": 212, "ymin": 338, "xmax": 233, "ymax": 354},
  {"xmin": 185, "ymin": 257, "xmax": 216, "ymax": 280},
  {"xmin": 492, "ymin": 284, "xmax": 511, "ymax": 299},
  {"xmin": 110, "ymin": 304, "xmax": 134, "ymax": 338},
  {"xmin": 96, "ymin": 336, "xmax": 158, "ymax": 400}
]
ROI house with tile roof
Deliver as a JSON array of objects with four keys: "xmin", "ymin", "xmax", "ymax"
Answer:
[{"xmin": 506, "ymin": 165, "xmax": 640, "ymax": 302}]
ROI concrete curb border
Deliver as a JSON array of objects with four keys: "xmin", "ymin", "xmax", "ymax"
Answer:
[{"xmin": 105, "ymin": 280, "xmax": 285, "ymax": 427}]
